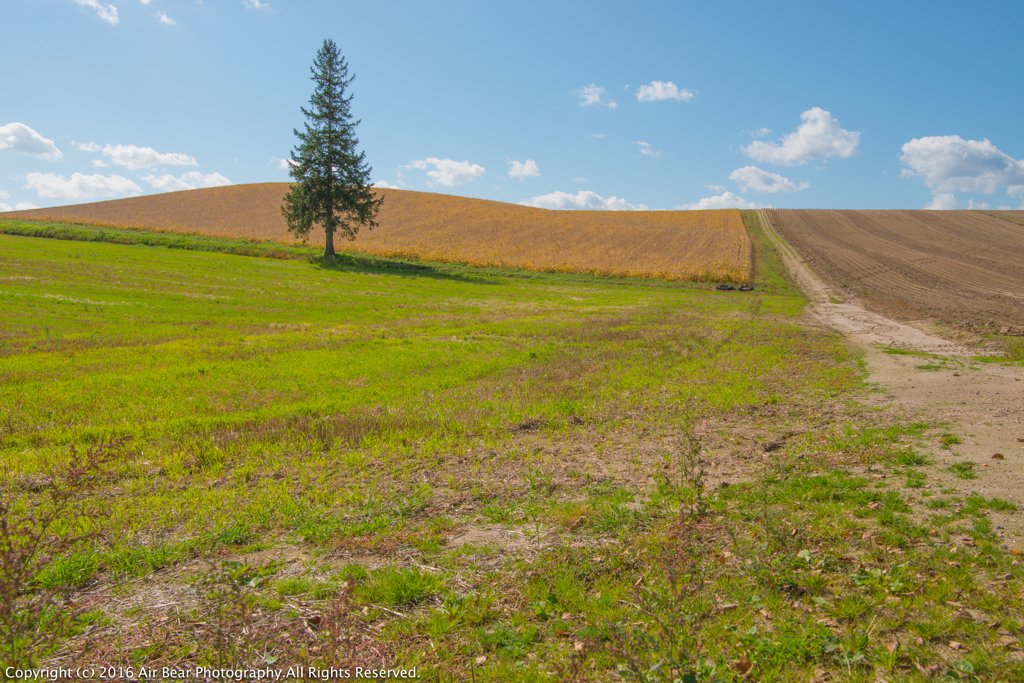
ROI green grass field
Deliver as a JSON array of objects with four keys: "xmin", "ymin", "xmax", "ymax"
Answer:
[{"xmin": 1, "ymin": 213, "xmax": 1021, "ymax": 680}]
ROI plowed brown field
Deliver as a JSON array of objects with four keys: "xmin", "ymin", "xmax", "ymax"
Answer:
[
  {"xmin": 768, "ymin": 209, "xmax": 1024, "ymax": 331},
  {"xmin": 1, "ymin": 183, "xmax": 752, "ymax": 282}
]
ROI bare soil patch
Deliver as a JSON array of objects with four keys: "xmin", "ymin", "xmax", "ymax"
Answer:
[
  {"xmin": 768, "ymin": 208, "xmax": 1024, "ymax": 333},
  {"xmin": 761, "ymin": 210, "xmax": 1024, "ymax": 547}
]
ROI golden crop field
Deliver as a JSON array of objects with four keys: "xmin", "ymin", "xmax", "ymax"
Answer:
[{"xmin": 2, "ymin": 183, "xmax": 752, "ymax": 282}]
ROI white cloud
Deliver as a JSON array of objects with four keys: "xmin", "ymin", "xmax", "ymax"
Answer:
[
  {"xmin": 101, "ymin": 144, "xmax": 197, "ymax": 170},
  {"xmin": 746, "ymin": 127, "xmax": 772, "ymax": 138},
  {"xmin": 140, "ymin": 0, "xmax": 152, "ymax": 4},
  {"xmin": 924, "ymin": 193, "xmax": 959, "ymax": 210},
  {"xmin": 519, "ymin": 190, "xmax": 648, "ymax": 211},
  {"xmin": 243, "ymin": 0, "xmax": 269, "ymax": 8},
  {"xmin": 74, "ymin": 141, "xmax": 102, "ymax": 152},
  {"xmin": 0, "ymin": 204, "xmax": 8, "ymax": 212},
  {"xmin": 157, "ymin": 11, "xmax": 175, "ymax": 24},
  {"xmin": 634, "ymin": 141, "xmax": 660, "ymax": 158},
  {"xmin": 508, "ymin": 159, "xmax": 540, "ymax": 179},
  {"xmin": 25, "ymin": 172, "xmax": 141, "ymax": 200},
  {"xmin": 141, "ymin": 171, "xmax": 232, "ymax": 191},
  {"xmin": 899, "ymin": 136, "xmax": 1024, "ymax": 195},
  {"xmin": 588, "ymin": 133, "xmax": 607, "ymax": 139},
  {"xmin": 71, "ymin": 0, "xmax": 119, "ymax": 24},
  {"xmin": 404, "ymin": 158, "xmax": 485, "ymax": 187},
  {"xmin": 966, "ymin": 199, "xmax": 991, "ymax": 210},
  {"xmin": 569, "ymin": 177, "xmax": 588, "ymax": 183},
  {"xmin": 636, "ymin": 80, "xmax": 696, "ymax": 103},
  {"xmin": 730, "ymin": 165, "xmax": 809, "ymax": 194},
  {"xmin": 675, "ymin": 191, "xmax": 759, "ymax": 211},
  {"xmin": 0, "ymin": 190, "xmax": 8, "ymax": 200},
  {"xmin": 373, "ymin": 180, "xmax": 399, "ymax": 189},
  {"xmin": 93, "ymin": 159, "xmax": 108, "ymax": 167},
  {"xmin": 15, "ymin": 202, "xmax": 38, "ymax": 210},
  {"xmin": 741, "ymin": 108, "xmax": 860, "ymax": 166},
  {"xmin": 0, "ymin": 123, "xmax": 63, "ymax": 161},
  {"xmin": 575, "ymin": 84, "xmax": 616, "ymax": 109},
  {"xmin": 704, "ymin": 184, "xmax": 727, "ymax": 192}
]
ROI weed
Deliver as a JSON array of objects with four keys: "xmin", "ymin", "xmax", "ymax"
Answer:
[
  {"xmin": 947, "ymin": 462, "xmax": 978, "ymax": 480},
  {"xmin": 940, "ymin": 433, "xmax": 963, "ymax": 449},
  {"xmin": 0, "ymin": 438, "xmax": 123, "ymax": 667},
  {"xmin": 360, "ymin": 566, "xmax": 444, "ymax": 607}
]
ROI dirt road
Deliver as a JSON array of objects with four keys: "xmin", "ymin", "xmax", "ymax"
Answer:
[{"xmin": 760, "ymin": 210, "xmax": 1024, "ymax": 549}]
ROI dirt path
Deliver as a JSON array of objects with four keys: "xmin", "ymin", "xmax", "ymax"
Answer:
[{"xmin": 759, "ymin": 210, "xmax": 1024, "ymax": 549}]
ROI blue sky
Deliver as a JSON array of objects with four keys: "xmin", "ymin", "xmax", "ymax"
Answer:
[{"xmin": 3, "ymin": 0, "xmax": 1024, "ymax": 212}]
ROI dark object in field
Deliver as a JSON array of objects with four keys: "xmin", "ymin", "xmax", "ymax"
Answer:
[
  {"xmin": 738, "ymin": 284, "xmax": 755, "ymax": 291},
  {"xmin": 715, "ymin": 283, "xmax": 735, "ymax": 291}
]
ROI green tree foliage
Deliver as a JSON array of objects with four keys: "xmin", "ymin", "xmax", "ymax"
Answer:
[{"xmin": 282, "ymin": 39, "xmax": 382, "ymax": 257}]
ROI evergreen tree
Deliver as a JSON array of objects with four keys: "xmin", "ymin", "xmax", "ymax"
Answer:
[{"xmin": 282, "ymin": 39, "xmax": 382, "ymax": 257}]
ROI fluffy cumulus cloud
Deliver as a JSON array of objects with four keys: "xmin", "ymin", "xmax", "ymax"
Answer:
[
  {"xmin": 519, "ymin": 190, "xmax": 648, "ymax": 211},
  {"xmin": 74, "ymin": 141, "xmax": 101, "ymax": 152},
  {"xmin": 0, "ymin": 123, "xmax": 63, "ymax": 161},
  {"xmin": 373, "ymin": 180, "xmax": 400, "ymax": 189},
  {"xmin": 634, "ymin": 141, "xmax": 660, "ymax": 158},
  {"xmin": 141, "ymin": 172, "xmax": 231, "ymax": 192},
  {"xmin": 0, "ymin": 202, "xmax": 40, "ymax": 211},
  {"xmin": 742, "ymin": 108, "xmax": 860, "ymax": 166},
  {"xmin": 899, "ymin": 135, "xmax": 1024, "ymax": 196},
  {"xmin": 675, "ymin": 192, "xmax": 759, "ymax": 211},
  {"xmin": 508, "ymin": 159, "xmax": 540, "ymax": 179},
  {"xmin": 101, "ymin": 144, "xmax": 198, "ymax": 170},
  {"xmin": 730, "ymin": 166, "xmax": 809, "ymax": 194},
  {"xmin": 636, "ymin": 81, "xmax": 696, "ymax": 103},
  {"xmin": 575, "ymin": 84, "xmax": 617, "ymax": 109},
  {"xmin": 24, "ymin": 172, "xmax": 141, "ymax": 200},
  {"xmin": 72, "ymin": 0, "xmax": 119, "ymax": 24},
  {"xmin": 405, "ymin": 158, "xmax": 485, "ymax": 187},
  {"xmin": 924, "ymin": 193, "xmax": 959, "ymax": 210}
]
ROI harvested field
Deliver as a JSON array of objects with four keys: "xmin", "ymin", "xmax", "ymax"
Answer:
[
  {"xmin": 768, "ymin": 209, "xmax": 1024, "ymax": 332},
  {"xmin": 1, "ymin": 184, "xmax": 752, "ymax": 282}
]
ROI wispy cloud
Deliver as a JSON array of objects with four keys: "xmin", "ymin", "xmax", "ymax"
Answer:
[
  {"xmin": 157, "ymin": 11, "xmax": 176, "ymax": 24},
  {"xmin": 634, "ymin": 141, "xmax": 660, "ymax": 158},
  {"xmin": 242, "ymin": 0, "xmax": 269, "ymax": 9},
  {"xmin": 71, "ymin": 0, "xmax": 119, "ymax": 25},
  {"xmin": 636, "ymin": 81, "xmax": 696, "ymax": 103},
  {"xmin": 575, "ymin": 84, "xmax": 617, "ymax": 109}
]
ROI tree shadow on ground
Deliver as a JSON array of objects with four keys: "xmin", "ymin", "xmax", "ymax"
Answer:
[{"xmin": 312, "ymin": 253, "xmax": 499, "ymax": 285}]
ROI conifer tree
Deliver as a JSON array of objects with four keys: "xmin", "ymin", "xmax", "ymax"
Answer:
[{"xmin": 282, "ymin": 39, "xmax": 382, "ymax": 257}]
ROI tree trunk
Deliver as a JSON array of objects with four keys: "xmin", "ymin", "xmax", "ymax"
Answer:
[{"xmin": 324, "ymin": 205, "xmax": 336, "ymax": 257}]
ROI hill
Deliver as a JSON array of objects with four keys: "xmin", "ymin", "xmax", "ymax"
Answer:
[{"xmin": 1, "ymin": 184, "xmax": 752, "ymax": 282}]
